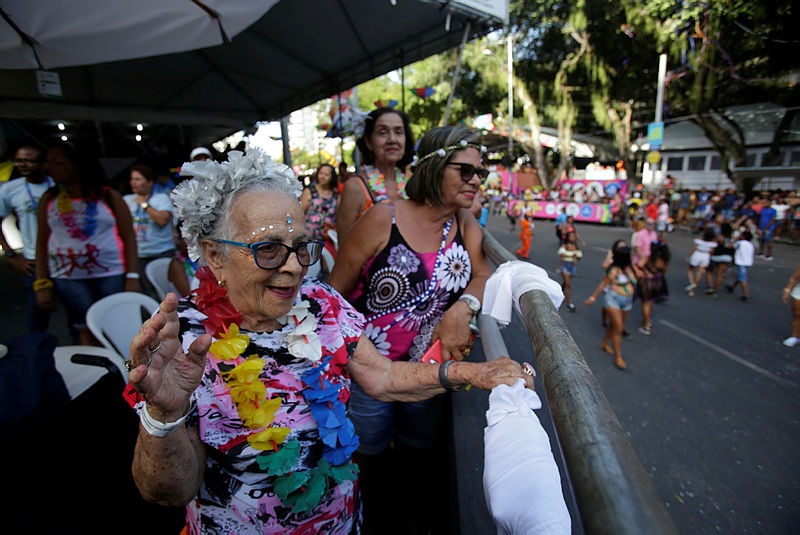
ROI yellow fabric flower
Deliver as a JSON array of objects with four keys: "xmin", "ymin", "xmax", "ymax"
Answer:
[
  {"xmin": 210, "ymin": 323, "xmax": 250, "ymax": 360},
  {"xmin": 248, "ymin": 426, "xmax": 291, "ymax": 451},
  {"xmin": 225, "ymin": 355, "xmax": 264, "ymax": 384},
  {"xmin": 239, "ymin": 396, "xmax": 281, "ymax": 428},
  {"xmin": 228, "ymin": 380, "xmax": 267, "ymax": 405}
]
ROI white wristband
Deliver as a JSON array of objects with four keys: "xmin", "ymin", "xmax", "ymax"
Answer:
[
  {"xmin": 126, "ymin": 272, "xmax": 141, "ymax": 279},
  {"xmin": 139, "ymin": 402, "xmax": 192, "ymax": 437}
]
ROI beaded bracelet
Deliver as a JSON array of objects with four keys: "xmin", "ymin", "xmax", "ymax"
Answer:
[
  {"xmin": 32, "ymin": 278, "xmax": 54, "ymax": 292},
  {"xmin": 139, "ymin": 402, "xmax": 193, "ymax": 437}
]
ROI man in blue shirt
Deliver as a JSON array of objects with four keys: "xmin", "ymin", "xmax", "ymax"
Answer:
[
  {"xmin": 554, "ymin": 206, "xmax": 568, "ymax": 244},
  {"xmin": 757, "ymin": 198, "xmax": 778, "ymax": 261}
]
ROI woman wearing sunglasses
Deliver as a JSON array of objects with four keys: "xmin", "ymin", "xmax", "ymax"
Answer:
[
  {"xmin": 329, "ymin": 126, "xmax": 494, "ymax": 533},
  {"xmin": 125, "ymin": 147, "xmax": 531, "ymax": 534}
]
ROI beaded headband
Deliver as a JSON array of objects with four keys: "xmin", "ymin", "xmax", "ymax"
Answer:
[{"xmin": 413, "ymin": 139, "xmax": 487, "ymax": 167}]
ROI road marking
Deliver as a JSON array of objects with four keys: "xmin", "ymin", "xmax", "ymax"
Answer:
[{"xmin": 660, "ymin": 320, "xmax": 797, "ymax": 388}]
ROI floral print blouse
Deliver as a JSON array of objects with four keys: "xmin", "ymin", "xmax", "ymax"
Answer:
[
  {"xmin": 304, "ymin": 185, "xmax": 338, "ymax": 242},
  {"xmin": 347, "ymin": 211, "xmax": 472, "ymax": 362}
]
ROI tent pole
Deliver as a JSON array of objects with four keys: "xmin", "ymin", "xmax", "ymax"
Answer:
[
  {"xmin": 280, "ymin": 115, "xmax": 291, "ymax": 167},
  {"xmin": 441, "ymin": 21, "xmax": 471, "ymax": 126}
]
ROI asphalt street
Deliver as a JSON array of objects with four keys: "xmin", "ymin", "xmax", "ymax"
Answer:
[{"xmin": 483, "ymin": 212, "xmax": 799, "ymax": 534}]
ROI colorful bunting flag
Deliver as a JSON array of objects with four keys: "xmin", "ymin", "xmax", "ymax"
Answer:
[
  {"xmin": 373, "ymin": 99, "xmax": 398, "ymax": 109},
  {"xmin": 411, "ymin": 86, "xmax": 435, "ymax": 99}
]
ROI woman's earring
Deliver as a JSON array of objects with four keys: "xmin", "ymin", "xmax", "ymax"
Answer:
[{"xmin": 217, "ymin": 279, "xmax": 226, "ymax": 288}]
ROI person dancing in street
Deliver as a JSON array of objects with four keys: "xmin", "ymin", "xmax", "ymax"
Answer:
[
  {"xmin": 685, "ymin": 227, "xmax": 717, "ymax": 296},
  {"xmin": 585, "ymin": 243, "xmax": 636, "ymax": 370},
  {"xmin": 558, "ymin": 230, "xmax": 582, "ymax": 312},
  {"xmin": 781, "ymin": 264, "xmax": 800, "ymax": 347},
  {"xmin": 636, "ymin": 240, "xmax": 671, "ymax": 335},
  {"xmin": 516, "ymin": 213, "xmax": 534, "ymax": 259}
]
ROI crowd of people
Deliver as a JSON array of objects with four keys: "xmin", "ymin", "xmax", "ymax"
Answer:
[
  {"xmin": 2, "ymin": 106, "xmax": 798, "ymax": 531},
  {"xmin": 0, "ymin": 112, "xmax": 546, "ymax": 533}
]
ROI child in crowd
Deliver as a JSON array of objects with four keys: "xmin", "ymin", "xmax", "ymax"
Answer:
[
  {"xmin": 516, "ymin": 214, "xmax": 534, "ymax": 259},
  {"xmin": 558, "ymin": 231, "xmax": 582, "ymax": 311},
  {"xmin": 726, "ymin": 230, "xmax": 755, "ymax": 302},
  {"xmin": 685, "ymin": 227, "xmax": 717, "ymax": 296}
]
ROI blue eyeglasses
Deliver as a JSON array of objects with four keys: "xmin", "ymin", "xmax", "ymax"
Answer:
[{"xmin": 215, "ymin": 239, "xmax": 323, "ymax": 270}]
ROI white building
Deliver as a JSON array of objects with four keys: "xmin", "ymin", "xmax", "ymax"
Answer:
[{"xmin": 652, "ymin": 102, "xmax": 799, "ymax": 191}]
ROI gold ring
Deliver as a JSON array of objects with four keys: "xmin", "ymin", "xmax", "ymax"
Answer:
[
  {"xmin": 148, "ymin": 341, "xmax": 162, "ymax": 354},
  {"xmin": 521, "ymin": 362, "xmax": 535, "ymax": 377},
  {"xmin": 463, "ymin": 347, "xmax": 471, "ymax": 356},
  {"xmin": 124, "ymin": 360, "xmax": 133, "ymax": 372}
]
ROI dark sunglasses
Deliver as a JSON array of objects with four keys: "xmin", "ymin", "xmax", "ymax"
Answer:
[
  {"xmin": 446, "ymin": 162, "xmax": 490, "ymax": 183},
  {"xmin": 215, "ymin": 239, "xmax": 323, "ymax": 270}
]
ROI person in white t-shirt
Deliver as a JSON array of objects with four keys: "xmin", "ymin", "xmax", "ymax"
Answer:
[
  {"xmin": 771, "ymin": 195, "xmax": 790, "ymax": 238},
  {"xmin": 725, "ymin": 229, "xmax": 755, "ymax": 302},
  {"xmin": 0, "ymin": 144, "xmax": 55, "ymax": 332}
]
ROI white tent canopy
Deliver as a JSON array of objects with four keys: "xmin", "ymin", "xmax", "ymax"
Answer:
[{"xmin": 0, "ymin": 0, "xmax": 507, "ymax": 147}]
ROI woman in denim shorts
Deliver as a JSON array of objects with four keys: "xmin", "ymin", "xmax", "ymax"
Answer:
[{"xmin": 585, "ymin": 244, "xmax": 637, "ymax": 370}]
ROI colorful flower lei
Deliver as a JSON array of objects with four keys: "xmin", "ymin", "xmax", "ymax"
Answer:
[
  {"xmin": 363, "ymin": 164, "xmax": 408, "ymax": 203},
  {"xmin": 194, "ymin": 266, "xmax": 359, "ymax": 513},
  {"xmin": 56, "ymin": 189, "xmax": 98, "ymax": 240}
]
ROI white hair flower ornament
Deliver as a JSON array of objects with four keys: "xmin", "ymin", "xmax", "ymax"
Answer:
[{"xmin": 171, "ymin": 146, "xmax": 301, "ymax": 261}]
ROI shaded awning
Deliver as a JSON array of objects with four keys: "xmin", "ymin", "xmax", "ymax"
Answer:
[{"xmin": 0, "ymin": 0, "xmax": 506, "ymax": 151}]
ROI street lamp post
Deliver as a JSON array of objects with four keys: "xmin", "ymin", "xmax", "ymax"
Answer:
[
  {"xmin": 507, "ymin": 32, "xmax": 513, "ymax": 156},
  {"xmin": 482, "ymin": 33, "xmax": 514, "ymax": 158}
]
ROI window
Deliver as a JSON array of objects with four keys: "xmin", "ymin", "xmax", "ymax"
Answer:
[
  {"xmin": 666, "ymin": 157, "xmax": 683, "ymax": 171},
  {"xmin": 688, "ymin": 156, "xmax": 706, "ymax": 171},
  {"xmin": 791, "ymin": 150, "xmax": 800, "ymax": 166},
  {"xmin": 709, "ymin": 155, "xmax": 721, "ymax": 170},
  {"xmin": 745, "ymin": 152, "xmax": 757, "ymax": 167}
]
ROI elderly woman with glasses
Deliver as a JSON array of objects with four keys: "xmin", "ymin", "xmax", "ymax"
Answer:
[
  {"xmin": 328, "ymin": 126, "xmax": 496, "ymax": 533},
  {"xmin": 124, "ymin": 147, "xmax": 532, "ymax": 534}
]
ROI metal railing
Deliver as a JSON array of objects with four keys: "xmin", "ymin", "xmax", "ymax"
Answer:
[{"xmin": 480, "ymin": 228, "xmax": 678, "ymax": 535}]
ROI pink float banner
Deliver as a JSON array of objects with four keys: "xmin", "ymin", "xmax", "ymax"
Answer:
[
  {"xmin": 511, "ymin": 200, "xmax": 613, "ymax": 224},
  {"xmin": 556, "ymin": 179, "xmax": 628, "ymax": 200}
]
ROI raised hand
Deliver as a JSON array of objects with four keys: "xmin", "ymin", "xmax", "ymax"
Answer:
[{"xmin": 128, "ymin": 292, "xmax": 211, "ymax": 420}]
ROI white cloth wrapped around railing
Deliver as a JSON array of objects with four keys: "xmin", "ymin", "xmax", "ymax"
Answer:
[
  {"xmin": 482, "ymin": 261, "xmax": 565, "ymax": 326},
  {"xmin": 483, "ymin": 379, "xmax": 571, "ymax": 535}
]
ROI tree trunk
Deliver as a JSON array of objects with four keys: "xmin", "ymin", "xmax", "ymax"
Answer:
[{"xmin": 513, "ymin": 77, "xmax": 549, "ymax": 189}]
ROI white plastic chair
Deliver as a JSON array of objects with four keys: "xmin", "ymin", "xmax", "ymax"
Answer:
[
  {"xmin": 145, "ymin": 257, "xmax": 173, "ymax": 300},
  {"xmin": 53, "ymin": 345, "xmax": 128, "ymax": 398},
  {"xmin": 85, "ymin": 292, "xmax": 160, "ymax": 360}
]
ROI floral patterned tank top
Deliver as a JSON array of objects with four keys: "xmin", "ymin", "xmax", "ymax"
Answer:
[{"xmin": 348, "ymin": 207, "xmax": 472, "ymax": 362}]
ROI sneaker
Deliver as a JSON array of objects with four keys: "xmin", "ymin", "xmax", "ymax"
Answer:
[
  {"xmin": 783, "ymin": 337, "xmax": 800, "ymax": 347},
  {"xmin": 704, "ymin": 288, "xmax": 716, "ymax": 295},
  {"xmin": 764, "ymin": 256, "xmax": 774, "ymax": 261},
  {"xmin": 756, "ymin": 253, "xmax": 765, "ymax": 258},
  {"xmin": 740, "ymin": 296, "xmax": 748, "ymax": 302},
  {"xmin": 724, "ymin": 284, "xmax": 734, "ymax": 294},
  {"xmin": 685, "ymin": 282, "xmax": 697, "ymax": 292},
  {"xmin": 567, "ymin": 303, "xmax": 576, "ymax": 312},
  {"xmin": 638, "ymin": 326, "xmax": 652, "ymax": 336},
  {"xmin": 622, "ymin": 329, "xmax": 631, "ymax": 338},
  {"xmin": 688, "ymin": 290, "xmax": 696, "ymax": 297}
]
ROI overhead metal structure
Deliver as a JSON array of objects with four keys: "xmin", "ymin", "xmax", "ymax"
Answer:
[{"xmin": 0, "ymin": 0, "xmax": 507, "ymax": 153}]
